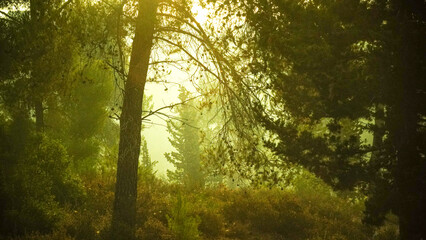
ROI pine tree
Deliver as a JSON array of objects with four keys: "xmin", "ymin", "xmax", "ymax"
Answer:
[
  {"xmin": 111, "ymin": 0, "xmax": 158, "ymax": 238},
  {"xmin": 165, "ymin": 87, "xmax": 204, "ymax": 189},
  {"xmin": 139, "ymin": 136, "xmax": 156, "ymax": 183}
]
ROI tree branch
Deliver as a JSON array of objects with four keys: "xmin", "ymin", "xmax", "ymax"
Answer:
[
  {"xmin": 0, "ymin": 10, "xmax": 21, "ymax": 24},
  {"xmin": 141, "ymin": 94, "xmax": 202, "ymax": 121},
  {"xmin": 154, "ymin": 36, "xmax": 221, "ymax": 80}
]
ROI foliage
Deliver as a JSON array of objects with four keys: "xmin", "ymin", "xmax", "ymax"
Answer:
[
  {"xmin": 167, "ymin": 193, "xmax": 201, "ymax": 240},
  {"xmin": 222, "ymin": 187, "xmax": 371, "ymax": 240},
  {"xmin": 1, "ymin": 0, "xmax": 422, "ymax": 239},
  {"xmin": 7, "ymin": 230, "xmax": 75, "ymax": 240},
  {"xmin": 136, "ymin": 217, "xmax": 172, "ymax": 240},
  {"xmin": 211, "ymin": 0, "xmax": 425, "ymax": 236},
  {"xmin": 138, "ymin": 137, "xmax": 157, "ymax": 184},
  {"xmin": 0, "ymin": 123, "xmax": 84, "ymax": 236},
  {"xmin": 165, "ymin": 87, "xmax": 204, "ymax": 189},
  {"xmin": 45, "ymin": 60, "xmax": 118, "ymax": 175},
  {"xmin": 1, "ymin": 160, "xmax": 395, "ymax": 240}
]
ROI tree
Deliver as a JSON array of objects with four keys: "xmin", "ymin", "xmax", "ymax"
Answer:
[
  {"xmin": 139, "ymin": 136, "xmax": 157, "ymax": 183},
  {"xmin": 0, "ymin": 1, "xmax": 124, "ymax": 236},
  {"xmin": 165, "ymin": 87, "xmax": 204, "ymax": 189},
  {"xmin": 108, "ymin": 0, "xmax": 241, "ymax": 236},
  {"xmin": 45, "ymin": 60, "xmax": 118, "ymax": 175},
  {"xmin": 23, "ymin": 0, "xmax": 75, "ymax": 130},
  {"xmin": 109, "ymin": 0, "xmax": 259, "ymax": 236},
  {"xmin": 216, "ymin": 0, "xmax": 425, "ymax": 238},
  {"xmin": 110, "ymin": 0, "xmax": 158, "ymax": 238}
]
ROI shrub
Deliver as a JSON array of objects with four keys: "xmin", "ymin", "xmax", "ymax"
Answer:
[
  {"xmin": 8, "ymin": 229, "xmax": 75, "ymax": 240},
  {"xmin": 167, "ymin": 193, "xmax": 200, "ymax": 240},
  {"xmin": 197, "ymin": 208, "xmax": 224, "ymax": 238},
  {"xmin": 223, "ymin": 189, "xmax": 312, "ymax": 239},
  {"xmin": 373, "ymin": 214, "xmax": 399, "ymax": 240},
  {"xmin": 1, "ymin": 134, "xmax": 84, "ymax": 236},
  {"xmin": 136, "ymin": 217, "xmax": 173, "ymax": 240}
]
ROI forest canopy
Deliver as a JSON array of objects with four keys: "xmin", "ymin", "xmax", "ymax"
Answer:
[{"xmin": 0, "ymin": 0, "xmax": 424, "ymax": 240}]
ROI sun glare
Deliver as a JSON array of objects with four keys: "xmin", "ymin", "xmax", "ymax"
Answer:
[{"xmin": 191, "ymin": 4, "xmax": 209, "ymax": 24}]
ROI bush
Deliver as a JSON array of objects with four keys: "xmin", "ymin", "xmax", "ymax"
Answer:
[
  {"xmin": 373, "ymin": 214, "xmax": 399, "ymax": 240},
  {"xmin": 167, "ymin": 193, "xmax": 200, "ymax": 240},
  {"xmin": 197, "ymin": 208, "xmax": 224, "ymax": 238},
  {"xmin": 292, "ymin": 172, "xmax": 372, "ymax": 239},
  {"xmin": 223, "ymin": 189, "xmax": 312, "ymax": 239},
  {"xmin": 8, "ymin": 229, "xmax": 75, "ymax": 240},
  {"xmin": 136, "ymin": 217, "xmax": 173, "ymax": 240},
  {"xmin": 222, "ymin": 182, "xmax": 372, "ymax": 240},
  {"xmin": 1, "ymin": 147, "xmax": 381, "ymax": 240},
  {"xmin": 0, "ymin": 133, "xmax": 84, "ymax": 236}
]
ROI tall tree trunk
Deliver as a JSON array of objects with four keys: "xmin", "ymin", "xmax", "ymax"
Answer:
[
  {"xmin": 393, "ymin": 71, "xmax": 425, "ymax": 239},
  {"xmin": 392, "ymin": 3, "xmax": 426, "ymax": 237},
  {"xmin": 393, "ymin": 88, "xmax": 425, "ymax": 240},
  {"xmin": 110, "ymin": 0, "xmax": 158, "ymax": 239}
]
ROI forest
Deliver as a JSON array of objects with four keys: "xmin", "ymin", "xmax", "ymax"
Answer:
[{"xmin": 0, "ymin": 0, "xmax": 425, "ymax": 239}]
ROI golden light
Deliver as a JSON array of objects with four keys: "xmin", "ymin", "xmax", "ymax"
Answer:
[{"xmin": 191, "ymin": 4, "xmax": 209, "ymax": 24}]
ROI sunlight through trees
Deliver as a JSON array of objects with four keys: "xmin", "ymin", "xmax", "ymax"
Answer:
[{"xmin": 0, "ymin": 0, "xmax": 424, "ymax": 239}]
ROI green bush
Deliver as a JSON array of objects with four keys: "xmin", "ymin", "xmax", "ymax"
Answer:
[
  {"xmin": 223, "ymin": 189, "xmax": 312, "ymax": 239},
  {"xmin": 197, "ymin": 208, "xmax": 224, "ymax": 238},
  {"xmin": 221, "ymin": 182, "xmax": 372, "ymax": 240},
  {"xmin": 136, "ymin": 217, "xmax": 173, "ymax": 240},
  {"xmin": 292, "ymin": 172, "xmax": 372, "ymax": 239},
  {"xmin": 373, "ymin": 214, "xmax": 399, "ymax": 240},
  {"xmin": 167, "ymin": 193, "xmax": 201, "ymax": 240},
  {"xmin": 8, "ymin": 229, "xmax": 75, "ymax": 240},
  {"xmin": 0, "ymin": 132, "xmax": 84, "ymax": 236},
  {"xmin": 1, "ymin": 148, "xmax": 383, "ymax": 240}
]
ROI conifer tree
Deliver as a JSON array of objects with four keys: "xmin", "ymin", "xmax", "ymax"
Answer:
[
  {"xmin": 139, "ymin": 136, "xmax": 157, "ymax": 183},
  {"xmin": 165, "ymin": 87, "xmax": 204, "ymax": 189}
]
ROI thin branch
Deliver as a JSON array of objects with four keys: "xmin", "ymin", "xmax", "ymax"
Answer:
[
  {"xmin": 148, "ymin": 79, "xmax": 181, "ymax": 86},
  {"xmin": 109, "ymin": 112, "xmax": 121, "ymax": 120},
  {"xmin": 154, "ymin": 111, "xmax": 200, "ymax": 129},
  {"xmin": 105, "ymin": 60, "xmax": 127, "ymax": 78},
  {"xmin": 0, "ymin": 10, "xmax": 21, "ymax": 24},
  {"xmin": 149, "ymin": 59, "xmax": 190, "ymax": 65},
  {"xmin": 143, "ymin": 121, "xmax": 168, "ymax": 128},
  {"xmin": 141, "ymin": 94, "xmax": 202, "ymax": 121},
  {"xmin": 157, "ymin": 12, "xmax": 202, "ymax": 35},
  {"xmin": 154, "ymin": 36, "xmax": 221, "ymax": 80},
  {"xmin": 156, "ymin": 26, "xmax": 205, "ymax": 43}
]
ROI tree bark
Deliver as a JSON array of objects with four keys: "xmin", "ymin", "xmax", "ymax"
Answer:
[
  {"xmin": 392, "ymin": 3, "xmax": 426, "ymax": 237},
  {"xmin": 393, "ymin": 87, "xmax": 425, "ymax": 240},
  {"xmin": 110, "ymin": 0, "xmax": 158, "ymax": 239}
]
